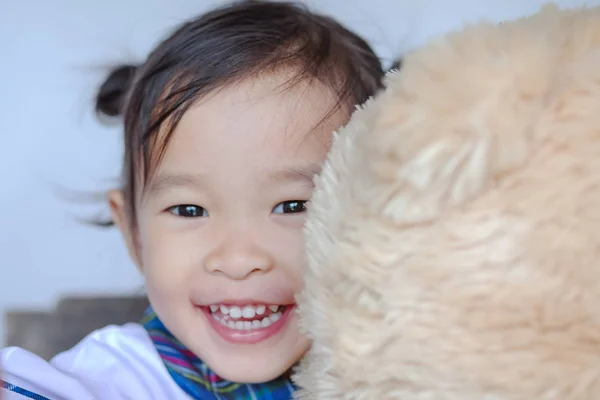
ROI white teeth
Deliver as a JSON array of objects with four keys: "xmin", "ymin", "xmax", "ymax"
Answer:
[
  {"xmin": 213, "ymin": 312, "xmax": 279, "ymax": 331},
  {"xmin": 228, "ymin": 306, "xmax": 243, "ymax": 319},
  {"xmin": 242, "ymin": 306, "xmax": 256, "ymax": 319},
  {"xmin": 270, "ymin": 312, "xmax": 282, "ymax": 323},
  {"xmin": 210, "ymin": 304, "xmax": 284, "ymax": 329}
]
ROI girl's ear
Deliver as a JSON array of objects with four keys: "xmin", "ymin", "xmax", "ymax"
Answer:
[{"xmin": 108, "ymin": 189, "xmax": 142, "ymax": 271}]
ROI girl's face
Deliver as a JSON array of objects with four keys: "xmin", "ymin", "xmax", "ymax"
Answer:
[{"xmin": 110, "ymin": 71, "xmax": 348, "ymax": 383}]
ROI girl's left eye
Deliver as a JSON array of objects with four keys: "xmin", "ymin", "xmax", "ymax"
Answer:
[
  {"xmin": 272, "ymin": 200, "xmax": 307, "ymax": 215},
  {"xmin": 167, "ymin": 204, "xmax": 208, "ymax": 218}
]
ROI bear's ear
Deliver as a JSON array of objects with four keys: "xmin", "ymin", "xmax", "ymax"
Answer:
[{"xmin": 349, "ymin": 11, "xmax": 563, "ymax": 227}]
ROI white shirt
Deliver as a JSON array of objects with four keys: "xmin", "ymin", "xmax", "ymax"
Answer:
[{"xmin": 0, "ymin": 323, "xmax": 191, "ymax": 399}]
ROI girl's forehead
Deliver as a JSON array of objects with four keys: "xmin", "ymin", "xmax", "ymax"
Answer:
[
  {"xmin": 146, "ymin": 73, "xmax": 348, "ymax": 188},
  {"xmin": 167, "ymin": 74, "xmax": 344, "ymax": 156}
]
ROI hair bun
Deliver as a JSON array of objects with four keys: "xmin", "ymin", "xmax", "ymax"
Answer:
[{"xmin": 95, "ymin": 65, "xmax": 138, "ymax": 118}]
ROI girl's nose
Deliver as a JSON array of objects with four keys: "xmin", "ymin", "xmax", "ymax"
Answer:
[{"xmin": 203, "ymin": 230, "xmax": 274, "ymax": 280}]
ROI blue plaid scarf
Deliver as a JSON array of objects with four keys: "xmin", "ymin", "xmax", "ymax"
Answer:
[{"xmin": 142, "ymin": 308, "xmax": 296, "ymax": 399}]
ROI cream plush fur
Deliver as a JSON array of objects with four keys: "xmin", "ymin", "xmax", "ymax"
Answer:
[{"xmin": 294, "ymin": 4, "xmax": 600, "ymax": 399}]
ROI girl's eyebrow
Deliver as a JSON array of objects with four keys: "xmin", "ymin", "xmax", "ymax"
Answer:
[
  {"xmin": 268, "ymin": 164, "xmax": 322, "ymax": 186},
  {"xmin": 146, "ymin": 172, "xmax": 208, "ymax": 197},
  {"xmin": 146, "ymin": 164, "xmax": 322, "ymax": 197}
]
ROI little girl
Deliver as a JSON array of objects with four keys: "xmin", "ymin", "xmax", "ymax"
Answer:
[{"xmin": 0, "ymin": 1, "xmax": 383, "ymax": 399}]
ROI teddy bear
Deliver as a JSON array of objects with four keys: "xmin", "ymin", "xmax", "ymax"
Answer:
[{"xmin": 294, "ymin": 3, "xmax": 600, "ymax": 399}]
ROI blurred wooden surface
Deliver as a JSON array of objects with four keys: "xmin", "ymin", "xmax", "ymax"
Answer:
[{"xmin": 5, "ymin": 295, "xmax": 149, "ymax": 360}]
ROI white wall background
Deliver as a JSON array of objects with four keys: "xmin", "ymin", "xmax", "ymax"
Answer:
[{"xmin": 0, "ymin": 0, "xmax": 596, "ymax": 344}]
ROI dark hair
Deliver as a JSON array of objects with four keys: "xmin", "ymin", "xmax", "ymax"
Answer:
[
  {"xmin": 95, "ymin": 0, "xmax": 383, "ymax": 229},
  {"xmin": 388, "ymin": 58, "xmax": 403, "ymax": 72}
]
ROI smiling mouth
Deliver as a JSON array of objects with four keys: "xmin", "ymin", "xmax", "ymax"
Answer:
[{"xmin": 208, "ymin": 304, "xmax": 288, "ymax": 330}]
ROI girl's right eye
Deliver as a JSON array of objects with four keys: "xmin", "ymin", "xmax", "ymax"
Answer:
[{"xmin": 167, "ymin": 205, "xmax": 208, "ymax": 218}]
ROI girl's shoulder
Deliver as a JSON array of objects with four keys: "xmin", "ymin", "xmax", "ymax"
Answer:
[{"xmin": 1, "ymin": 323, "xmax": 188, "ymax": 400}]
